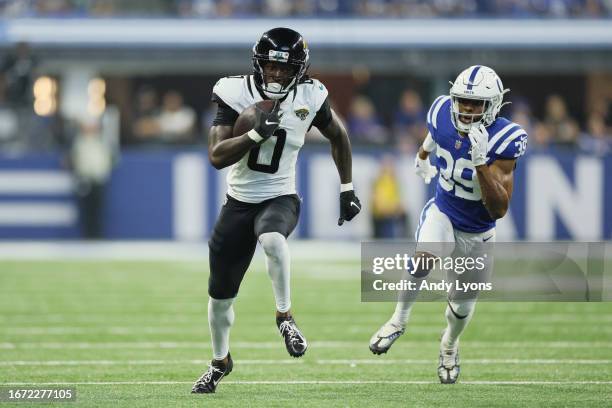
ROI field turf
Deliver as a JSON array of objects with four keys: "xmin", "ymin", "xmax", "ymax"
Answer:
[{"xmin": 1, "ymin": 257, "xmax": 611, "ymax": 407}]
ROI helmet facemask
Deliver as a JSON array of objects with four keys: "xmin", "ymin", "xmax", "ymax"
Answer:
[
  {"xmin": 450, "ymin": 94, "xmax": 496, "ymax": 133},
  {"xmin": 253, "ymin": 54, "xmax": 305, "ymax": 99},
  {"xmin": 252, "ymin": 46, "xmax": 308, "ymax": 100}
]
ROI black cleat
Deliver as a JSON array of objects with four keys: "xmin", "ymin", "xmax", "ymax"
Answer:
[
  {"xmin": 276, "ymin": 315, "xmax": 308, "ymax": 358},
  {"xmin": 191, "ymin": 352, "xmax": 233, "ymax": 394}
]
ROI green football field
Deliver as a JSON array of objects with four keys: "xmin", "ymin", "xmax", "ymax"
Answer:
[{"xmin": 1, "ymin": 257, "xmax": 612, "ymax": 407}]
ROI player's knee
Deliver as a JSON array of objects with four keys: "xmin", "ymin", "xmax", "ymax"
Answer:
[
  {"xmin": 447, "ymin": 300, "xmax": 476, "ymax": 319},
  {"xmin": 259, "ymin": 232, "xmax": 287, "ymax": 263},
  {"xmin": 208, "ymin": 285, "xmax": 237, "ymax": 300},
  {"xmin": 208, "ymin": 273, "xmax": 239, "ymax": 299}
]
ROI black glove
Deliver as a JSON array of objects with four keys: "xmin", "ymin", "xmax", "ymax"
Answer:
[
  {"xmin": 252, "ymin": 102, "xmax": 283, "ymax": 141},
  {"xmin": 338, "ymin": 190, "xmax": 361, "ymax": 226}
]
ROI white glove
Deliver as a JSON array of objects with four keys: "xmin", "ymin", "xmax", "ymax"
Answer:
[
  {"xmin": 468, "ymin": 124, "xmax": 489, "ymax": 167},
  {"xmin": 414, "ymin": 154, "xmax": 438, "ymax": 184}
]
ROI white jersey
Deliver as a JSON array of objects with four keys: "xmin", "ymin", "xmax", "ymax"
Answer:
[{"xmin": 213, "ymin": 75, "xmax": 329, "ymax": 203}]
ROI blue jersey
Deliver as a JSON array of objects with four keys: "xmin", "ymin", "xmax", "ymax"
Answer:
[{"xmin": 426, "ymin": 95, "xmax": 528, "ymax": 233}]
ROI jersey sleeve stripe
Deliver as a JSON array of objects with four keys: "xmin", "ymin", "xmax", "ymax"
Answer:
[
  {"xmin": 427, "ymin": 95, "xmax": 446, "ymax": 126},
  {"xmin": 431, "ymin": 96, "xmax": 451, "ymax": 129},
  {"xmin": 487, "ymin": 123, "xmax": 519, "ymax": 152},
  {"xmin": 495, "ymin": 129, "xmax": 527, "ymax": 155}
]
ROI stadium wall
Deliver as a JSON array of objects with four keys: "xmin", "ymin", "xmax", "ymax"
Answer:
[
  {"xmin": 0, "ymin": 148, "xmax": 608, "ymax": 241},
  {"xmin": 2, "ymin": 18, "xmax": 611, "ymax": 48}
]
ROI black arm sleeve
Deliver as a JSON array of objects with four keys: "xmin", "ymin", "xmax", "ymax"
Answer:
[
  {"xmin": 211, "ymin": 93, "xmax": 239, "ymax": 126},
  {"xmin": 310, "ymin": 98, "xmax": 333, "ymax": 131}
]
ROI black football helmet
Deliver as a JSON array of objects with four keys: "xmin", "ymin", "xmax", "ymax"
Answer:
[{"xmin": 252, "ymin": 27, "xmax": 309, "ymax": 99}]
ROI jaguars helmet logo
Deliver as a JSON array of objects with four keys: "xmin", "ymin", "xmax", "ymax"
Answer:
[{"xmin": 294, "ymin": 108, "xmax": 309, "ymax": 121}]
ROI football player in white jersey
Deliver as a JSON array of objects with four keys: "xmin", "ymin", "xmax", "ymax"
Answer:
[
  {"xmin": 192, "ymin": 27, "xmax": 362, "ymax": 394},
  {"xmin": 369, "ymin": 66, "xmax": 527, "ymax": 383}
]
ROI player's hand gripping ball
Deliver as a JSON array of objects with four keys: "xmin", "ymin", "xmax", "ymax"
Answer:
[{"xmin": 233, "ymin": 100, "xmax": 283, "ymax": 143}]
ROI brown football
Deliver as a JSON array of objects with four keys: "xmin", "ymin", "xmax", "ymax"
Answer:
[{"xmin": 232, "ymin": 100, "xmax": 277, "ymax": 137}]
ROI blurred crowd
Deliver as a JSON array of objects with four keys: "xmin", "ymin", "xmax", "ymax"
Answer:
[
  {"xmin": 341, "ymin": 90, "xmax": 612, "ymax": 156},
  {"xmin": 0, "ymin": 42, "xmax": 64, "ymax": 152},
  {"xmin": 0, "ymin": 43, "xmax": 609, "ymax": 156},
  {"xmin": 1, "ymin": 0, "xmax": 611, "ymax": 18},
  {"xmin": 130, "ymin": 87, "xmax": 197, "ymax": 145},
  {"xmin": 133, "ymin": 84, "xmax": 612, "ymax": 156}
]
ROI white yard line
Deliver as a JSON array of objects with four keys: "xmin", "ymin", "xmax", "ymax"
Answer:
[
  {"xmin": 316, "ymin": 359, "xmax": 612, "ymax": 365},
  {"xmin": 1, "ymin": 326, "xmax": 456, "ymax": 335},
  {"xmin": 1, "ymin": 359, "xmax": 611, "ymax": 366},
  {"xmin": 0, "ymin": 341, "xmax": 293, "ymax": 349},
  {"xmin": 3, "ymin": 327, "xmax": 209, "ymax": 335},
  {"xmin": 3, "ymin": 341, "xmax": 612, "ymax": 349},
  {"xmin": 1, "ymin": 380, "xmax": 611, "ymax": 386},
  {"xmin": 5, "ymin": 326, "xmax": 611, "ymax": 336},
  {"xmin": 0, "ymin": 359, "xmax": 302, "ymax": 366},
  {"xmin": 0, "ymin": 241, "xmax": 360, "ymax": 261},
  {"xmin": 3, "ymin": 313, "xmax": 611, "ymax": 323}
]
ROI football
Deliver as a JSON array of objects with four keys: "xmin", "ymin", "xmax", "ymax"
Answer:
[{"xmin": 233, "ymin": 100, "xmax": 277, "ymax": 137}]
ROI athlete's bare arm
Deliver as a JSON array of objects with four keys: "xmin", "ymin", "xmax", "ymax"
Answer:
[
  {"xmin": 319, "ymin": 109, "xmax": 353, "ymax": 184},
  {"xmin": 208, "ymin": 102, "xmax": 281, "ymax": 170},
  {"xmin": 475, "ymin": 159, "xmax": 515, "ymax": 220},
  {"xmin": 208, "ymin": 125, "xmax": 258, "ymax": 170}
]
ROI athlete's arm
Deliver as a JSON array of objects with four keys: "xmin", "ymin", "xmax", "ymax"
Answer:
[
  {"xmin": 418, "ymin": 132, "xmax": 436, "ymax": 160},
  {"xmin": 318, "ymin": 108, "xmax": 361, "ymax": 225},
  {"xmin": 208, "ymin": 103, "xmax": 282, "ymax": 170},
  {"xmin": 475, "ymin": 159, "xmax": 515, "ymax": 220},
  {"xmin": 415, "ymin": 132, "xmax": 437, "ymax": 184},
  {"xmin": 208, "ymin": 125, "xmax": 258, "ymax": 170},
  {"xmin": 319, "ymin": 109, "xmax": 352, "ymax": 184}
]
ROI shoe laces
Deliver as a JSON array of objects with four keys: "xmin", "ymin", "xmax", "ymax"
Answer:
[
  {"xmin": 200, "ymin": 365, "xmax": 223, "ymax": 384},
  {"xmin": 279, "ymin": 320, "xmax": 300, "ymax": 342}
]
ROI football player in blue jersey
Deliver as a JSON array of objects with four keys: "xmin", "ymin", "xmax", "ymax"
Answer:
[{"xmin": 369, "ymin": 66, "xmax": 527, "ymax": 384}]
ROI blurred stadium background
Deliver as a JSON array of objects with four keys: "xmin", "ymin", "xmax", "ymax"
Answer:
[
  {"xmin": 1, "ymin": 2, "xmax": 611, "ymax": 406},
  {"xmin": 0, "ymin": 0, "xmax": 609, "ymax": 241}
]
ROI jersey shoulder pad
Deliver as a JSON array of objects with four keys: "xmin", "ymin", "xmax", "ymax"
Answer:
[
  {"xmin": 487, "ymin": 117, "xmax": 528, "ymax": 160},
  {"xmin": 212, "ymin": 75, "xmax": 249, "ymax": 113},
  {"xmin": 426, "ymin": 95, "xmax": 451, "ymax": 135},
  {"xmin": 298, "ymin": 77, "xmax": 329, "ymax": 111}
]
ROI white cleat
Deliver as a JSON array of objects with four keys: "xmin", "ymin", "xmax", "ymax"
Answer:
[
  {"xmin": 369, "ymin": 321, "xmax": 405, "ymax": 355},
  {"xmin": 438, "ymin": 338, "xmax": 460, "ymax": 384}
]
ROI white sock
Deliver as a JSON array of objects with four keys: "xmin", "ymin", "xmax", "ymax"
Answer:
[
  {"xmin": 208, "ymin": 297, "xmax": 235, "ymax": 360},
  {"xmin": 442, "ymin": 300, "xmax": 476, "ymax": 349},
  {"xmin": 389, "ymin": 265, "xmax": 425, "ymax": 328},
  {"xmin": 390, "ymin": 300, "xmax": 414, "ymax": 328},
  {"xmin": 259, "ymin": 232, "xmax": 291, "ymax": 313}
]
